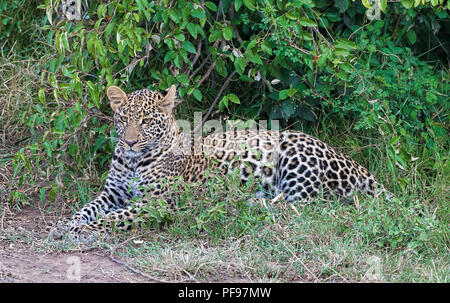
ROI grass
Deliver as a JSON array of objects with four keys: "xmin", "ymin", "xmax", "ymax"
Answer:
[
  {"xmin": 15, "ymin": 165, "xmax": 444, "ymax": 282},
  {"xmin": 90, "ymin": 177, "xmax": 448, "ymax": 282}
]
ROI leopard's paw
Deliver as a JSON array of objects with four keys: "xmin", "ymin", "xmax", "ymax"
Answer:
[
  {"xmin": 47, "ymin": 218, "xmax": 72, "ymax": 240},
  {"xmin": 69, "ymin": 222, "xmax": 111, "ymax": 244}
]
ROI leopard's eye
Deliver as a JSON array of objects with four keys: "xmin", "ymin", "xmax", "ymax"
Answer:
[
  {"xmin": 142, "ymin": 118, "xmax": 151, "ymax": 125},
  {"xmin": 116, "ymin": 115, "xmax": 127, "ymax": 124}
]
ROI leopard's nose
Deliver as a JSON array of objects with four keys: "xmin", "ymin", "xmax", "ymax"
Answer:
[{"xmin": 124, "ymin": 139, "xmax": 138, "ymax": 147}]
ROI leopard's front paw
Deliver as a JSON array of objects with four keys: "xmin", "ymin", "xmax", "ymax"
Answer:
[
  {"xmin": 47, "ymin": 218, "xmax": 72, "ymax": 240},
  {"xmin": 69, "ymin": 221, "xmax": 111, "ymax": 244},
  {"xmin": 47, "ymin": 216, "xmax": 86, "ymax": 241}
]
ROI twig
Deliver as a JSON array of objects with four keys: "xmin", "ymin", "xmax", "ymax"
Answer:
[
  {"xmin": 228, "ymin": 4, "xmax": 243, "ymax": 44},
  {"xmin": 216, "ymin": 0, "xmax": 224, "ymax": 21},
  {"xmin": 187, "ymin": 40, "xmax": 203, "ymax": 77},
  {"xmin": 189, "ymin": 53, "xmax": 211, "ymax": 80},
  {"xmin": 276, "ymin": 237, "xmax": 319, "ymax": 282},
  {"xmin": 286, "ymin": 40, "xmax": 311, "ymax": 55},
  {"xmin": 109, "ymin": 234, "xmax": 196, "ymax": 283},
  {"xmin": 302, "ymin": 80, "xmax": 333, "ymax": 106},
  {"xmin": 190, "ymin": 40, "xmax": 219, "ymax": 80},
  {"xmin": 201, "ymin": 70, "xmax": 237, "ymax": 125},
  {"xmin": 309, "ymin": 8, "xmax": 335, "ymax": 43},
  {"xmin": 112, "ymin": 56, "xmax": 148, "ymax": 78},
  {"xmin": 197, "ymin": 61, "xmax": 216, "ymax": 86}
]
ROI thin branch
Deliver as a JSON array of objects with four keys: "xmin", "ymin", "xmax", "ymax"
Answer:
[
  {"xmin": 112, "ymin": 55, "xmax": 148, "ymax": 78},
  {"xmin": 276, "ymin": 236, "xmax": 319, "ymax": 282},
  {"xmin": 190, "ymin": 40, "xmax": 219, "ymax": 80},
  {"xmin": 229, "ymin": 3, "xmax": 243, "ymax": 44},
  {"xmin": 197, "ymin": 61, "xmax": 216, "ymax": 86},
  {"xmin": 109, "ymin": 234, "xmax": 196, "ymax": 283},
  {"xmin": 189, "ymin": 53, "xmax": 211, "ymax": 80},
  {"xmin": 201, "ymin": 70, "xmax": 237, "ymax": 125},
  {"xmin": 286, "ymin": 40, "xmax": 311, "ymax": 55},
  {"xmin": 186, "ymin": 40, "xmax": 203, "ymax": 77},
  {"xmin": 190, "ymin": 40, "xmax": 203, "ymax": 70}
]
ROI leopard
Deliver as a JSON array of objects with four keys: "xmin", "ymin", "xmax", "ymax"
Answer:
[{"xmin": 50, "ymin": 84, "xmax": 390, "ymax": 240}]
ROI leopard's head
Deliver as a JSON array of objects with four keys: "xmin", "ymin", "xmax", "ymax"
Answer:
[{"xmin": 107, "ymin": 85, "xmax": 179, "ymax": 157}]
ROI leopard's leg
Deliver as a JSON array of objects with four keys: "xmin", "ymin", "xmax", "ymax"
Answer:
[
  {"xmin": 69, "ymin": 192, "xmax": 175, "ymax": 240},
  {"xmin": 69, "ymin": 202, "xmax": 144, "ymax": 241},
  {"xmin": 49, "ymin": 167, "xmax": 136, "ymax": 240},
  {"xmin": 69, "ymin": 190, "xmax": 127, "ymax": 228}
]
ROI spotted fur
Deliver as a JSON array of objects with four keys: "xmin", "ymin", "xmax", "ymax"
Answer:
[{"xmin": 55, "ymin": 85, "xmax": 389, "ymax": 240}]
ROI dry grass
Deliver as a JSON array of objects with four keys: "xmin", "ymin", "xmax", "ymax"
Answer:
[{"xmin": 0, "ymin": 49, "xmax": 46, "ymax": 144}]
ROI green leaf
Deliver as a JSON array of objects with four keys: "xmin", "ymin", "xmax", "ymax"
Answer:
[
  {"xmin": 38, "ymin": 88, "xmax": 46, "ymax": 106},
  {"xmin": 379, "ymin": 0, "xmax": 387, "ymax": 12},
  {"xmin": 92, "ymin": 135, "xmax": 106, "ymax": 154},
  {"xmin": 97, "ymin": 4, "xmax": 107, "ymax": 18},
  {"xmin": 335, "ymin": 0, "xmax": 349, "ymax": 13},
  {"xmin": 281, "ymin": 99, "xmax": 296, "ymax": 118},
  {"xmin": 223, "ymin": 26, "xmax": 233, "ymax": 41},
  {"xmin": 164, "ymin": 50, "xmax": 175, "ymax": 63},
  {"xmin": 243, "ymin": 0, "xmax": 256, "ymax": 11},
  {"xmin": 40, "ymin": 187, "xmax": 46, "ymax": 204},
  {"xmin": 335, "ymin": 39, "xmax": 357, "ymax": 50},
  {"xmin": 299, "ymin": 18, "xmax": 317, "ymax": 27},
  {"xmin": 208, "ymin": 29, "xmax": 220, "ymax": 43},
  {"xmin": 235, "ymin": 0, "xmax": 243, "ymax": 11},
  {"xmin": 287, "ymin": 87, "xmax": 297, "ymax": 97},
  {"xmin": 195, "ymin": 24, "xmax": 205, "ymax": 37},
  {"xmin": 168, "ymin": 8, "xmax": 180, "ymax": 23},
  {"xmin": 336, "ymin": 70, "xmax": 350, "ymax": 81},
  {"xmin": 86, "ymin": 81, "xmax": 100, "ymax": 108},
  {"xmin": 215, "ymin": 58, "xmax": 228, "ymax": 77},
  {"xmin": 219, "ymin": 95, "xmax": 229, "ymax": 109},
  {"xmin": 205, "ymin": 1, "xmax": 217, "ymax": 11},
  {"xmin": 261, "ymin": 40, "xmax": 272, "ymax": 55},
  {"xmin": 174, "ymin": 55, "xmax": 182, "ymax": 68},
  {"xmin": 186, "ymin": 23, "xmax": 198, "ymax": 39},
  {"xmin": 340, "ymin": 63, "xmax": 353, "ymax": 73},
  {"xmin": 401, "ymin": 0, "xmax": 413, "ymax": 8},
  {"xmin": 279, "ymin": 90, "xmax": 288, "ymax": 100},
  {"xmin": 300, "ymin": 31, "xmax": 313, "ymax": 41},
  {"xmin": 48, "ymin": 187, "xmax": 56, "ymax": 203},
  {"xmin": 334, "ymin": 48, "xmax": 350, "ymax": 56},
  {"xmin": 174, "ymin": 33, "xmax": 185, "ymax": 41},
  {"xmin": 227, "ymin": 93, "xmax": 240, "ymax": 104},
  {"xmin": 286, "ymin": 12, "xmax": 298, "ymax": 21},
  {"xmin": 176, "ymin": 73, "xmax": 189, "ymax": 86},
  {"xmin": 244, "ymin": 49, "xmax": 263, "ymax": 65},
  {"xmin": 191, "ymin": 7, "xmax": 206, "ymax": 19},
  {"xmin": 367, "ymin": 44, "xmax": 376, "ymax": 52},
  {"xmin": 406, "ymin": 30, "xmax": 416, "ymax": 45},
  {"xmin": 234, "ymin": 57, "xmax": 246, "ymax": 75},
  {"xmin": 105, "ymin": 23, "xmax": 115, "ymax": 39},
  {"xmin": 389, "ymin": 136, "xmax": 400, "ymax": 145},
  {"xmin": 193, "ymin": 89, "xmax": 202, "ymax": 101},
  {"xmin": 182, "ymin": 40, "xmax": 196, "ymax": 53},
  {"xmin": 362, "ymin": 0, "xmax": 371, "ymax": 8}
]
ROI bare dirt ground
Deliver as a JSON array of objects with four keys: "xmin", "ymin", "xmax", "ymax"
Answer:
[{"xmin": 0, "ymin": 203, "xmax": 146, "ymax": 283}]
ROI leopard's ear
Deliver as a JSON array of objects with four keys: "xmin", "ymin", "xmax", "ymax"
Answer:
[
  {"xmin": 107, "ymin": 86, "xmax": 127, "ymax": 112},
  {"xmin": 160, "ymin": 84, "xmax": 178, "ymax": 112}
]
